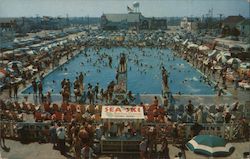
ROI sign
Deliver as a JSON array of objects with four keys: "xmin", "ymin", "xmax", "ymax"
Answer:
[{"xmin": 101, "ymin": 106, "xmax": 144, "ymax": 119}]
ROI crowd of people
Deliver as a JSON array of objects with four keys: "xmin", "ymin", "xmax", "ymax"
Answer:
[{"xmin": 1, "ymin": 93, "xmax": 249, "ymax": 158}]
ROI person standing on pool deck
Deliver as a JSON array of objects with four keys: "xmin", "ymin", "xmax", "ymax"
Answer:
[
  {"xmin": 13, "ymin": 83, "xmax": 19, "ymax": 99},
  {"xmin": 66, "ymin": 79, "xmax": 71, "ymax": 101},
  {"xmin": 74, "ymin": 77, "xmax": 80, "ymax": 102},
  {"xmin": 38, "ymin": 81, "xmax": 43, "ymax": 99},
  {"xmin": 163, "ymin": 96, "xmax": 168, "ymax": 111},
  {"xmin": 32, "ymin": 78, "xmax": 37, "ymax": 96},
  {"xmin": 94, "ymin": 83, "xmax": 99, "ymax": 99},
  {"xmin": 61, "ymin": 78, "xmax": 66, "ymax": 88},
  {"xmin": 79, "ymin": 72, "xmax": 84, "ymax": 84},
  {"xmin": 186, "ymin": 100, "xmax": 194, "ymax": 116}
]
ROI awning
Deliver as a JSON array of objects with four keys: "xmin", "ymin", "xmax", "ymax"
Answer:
[{"xmin": 101, "ymin": 106, "xmax": 144, "ymax": 119}]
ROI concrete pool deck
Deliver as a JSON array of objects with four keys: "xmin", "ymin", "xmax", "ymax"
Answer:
[{"xmin": 1, "ymin": 139, "xmax": 249, "ymax": 159}]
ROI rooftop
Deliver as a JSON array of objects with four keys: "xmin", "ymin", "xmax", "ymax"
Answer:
[
  {"xmin": 102, "ymin": 13, "xmax": 142, "ymax": 23},
  {"xmin": 223, "ymin": 15, "xmax": 245, "ymax": 25}
]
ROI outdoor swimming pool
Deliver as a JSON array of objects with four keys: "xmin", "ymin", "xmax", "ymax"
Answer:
[{"xmin": 22, "ymin": 47, "xmax": 217, "ymax": 95}]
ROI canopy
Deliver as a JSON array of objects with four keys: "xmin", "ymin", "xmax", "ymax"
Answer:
[
  {"xmin": 186, "ymin": 135, "xmax": 234, "ymax": 157},
  {"xmin": 101, "ymin": 106, "xmax": 144, "ymax": 119}
]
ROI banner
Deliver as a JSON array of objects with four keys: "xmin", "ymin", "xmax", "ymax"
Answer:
[{"xmin": 101, "ymin": 106, "xmax": 144, "ymax": 119}]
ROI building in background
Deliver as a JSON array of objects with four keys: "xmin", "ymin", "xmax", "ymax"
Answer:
[
  {"xmin": 236, "ymin": 19, "xmax": 250, "ymax": 37},
  {"xmin": 0, "ymin": 18, "xmax": 16, "ymax": 51},
  {"xmin": 101, "ymin": 2, "xmax": 167, "ymax": 30},
  {"xmin": 101, "ymin": 12, "xmax": 167, "ymax": 30},
  {"xmin": 222, "ymin": 15, "xmax": 245, "ymax": 29},
  {"xmin": 180, "ymin": 17, "xmax": 199, "ymax": 31},
  {"xmin": 101, "ymin": 13, "xmax": 142, "ymax": 30}
]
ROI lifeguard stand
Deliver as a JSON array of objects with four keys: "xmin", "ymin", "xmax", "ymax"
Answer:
[{"xmin": 113, "ymin": 54, "xmax": 128, "ymax": 104}]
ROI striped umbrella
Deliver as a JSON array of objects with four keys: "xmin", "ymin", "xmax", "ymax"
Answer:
[
  {"xmin": 186, "ymin": 135, "xmax": 234, "ymax": 157},
  {"xmin": 227, "ymin": 58, "xmax": 241, "ymax": 65}
]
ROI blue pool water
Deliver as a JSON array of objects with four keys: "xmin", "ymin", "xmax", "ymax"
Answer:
[{"xmin": 22, "ymin": 47, "xmax": 216, "ymax": 95}]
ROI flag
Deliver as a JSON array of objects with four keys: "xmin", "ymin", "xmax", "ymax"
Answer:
[{"xmin": 127, "ymin": 6, "xmax": 134, "ymax": 12}]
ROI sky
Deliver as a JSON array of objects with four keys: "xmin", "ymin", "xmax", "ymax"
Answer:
[{"xmin": 0, "ymin": 0, "xmax": 249, "ymax": 18}]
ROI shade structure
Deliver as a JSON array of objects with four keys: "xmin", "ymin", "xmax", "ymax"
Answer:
[
  {"xmin": 227, "ymin": 58, "xmax": 241, "ymax": 65},
  {"xmin": 186, "ymin": 135, "xmax": 234, "ymax": 157}
]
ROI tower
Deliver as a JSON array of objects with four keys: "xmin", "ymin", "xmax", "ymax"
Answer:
[{"xmin": 133, "ymin": 1, "xmax": 140, "ymax": 13}]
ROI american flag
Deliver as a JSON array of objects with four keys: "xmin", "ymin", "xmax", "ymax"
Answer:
[{"xmin": 127, "ymin": 6, "xmax": 134, "ymax": 12}]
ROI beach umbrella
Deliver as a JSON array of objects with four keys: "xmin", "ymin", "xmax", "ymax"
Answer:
[
  {"xmin": 7, "ymin": 61, "xmax": 23, "ymax": 68},
  {"xmin": 39, "ymin": 47, "xmax": 49, "ymax": 52},
  {"xmin": 26, "ymin": 50, "xmax": 37, "ymax": 55},
  {"xmin": 229, "ymin": 45, "xmax": 244, "ymax": 51},
  {"xmin": 208, "ymin": 50, "xmax": 218, "ymax": 58},
  {"xmin": 216, "ymin": 52, "xmax": 231, "ymax": 63},
  {"xmin": 227, "ymin": 58, "xmax": 241, "ymax": 65},
  {"xmin": 240, "ymin": 62, "xmax": 250, "ymax": 69},
  {"xmin": 186, "ymin": 135, "xmax": 234, "ymax": 157}
]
